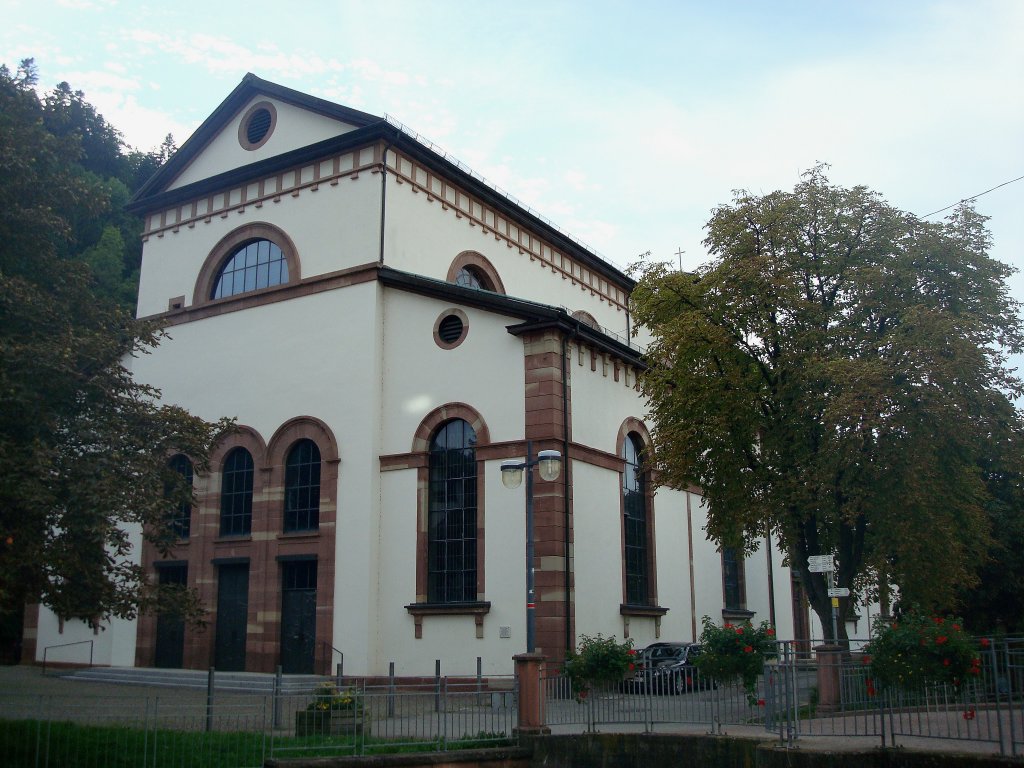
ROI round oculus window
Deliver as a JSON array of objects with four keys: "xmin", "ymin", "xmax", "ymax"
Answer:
[
  {"xmin": 434, "ymin": 310, "xmax": 469, "ymax": 349},
  {"xmin": 238, "ymin": 101, "xmax": 277, "ymax": 150}
]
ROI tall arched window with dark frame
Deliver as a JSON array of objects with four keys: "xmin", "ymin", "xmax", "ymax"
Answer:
[
  {"xmin": 284, "ymin": 439, "xmax": 321, "ymax": 533},
  {"xmin": 428, "ymin": 419, "xmax": 478, "ymax": 603},
  {"xmin": 623, "ymin": 433, "xmax": 649, "ymax": 605},
  {"xmin": 166, "ymin": 454, "xmax": 193, "ymax": 540},
  {"xmin": 220, "ymin": 448, "xmax": 254, "ymax": 537}
]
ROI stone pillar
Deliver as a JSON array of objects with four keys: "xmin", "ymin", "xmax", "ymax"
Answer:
[
  {"xmin": 514, "ymin": 652, "xmax": 551, "ymax": 735},
  {"xmin": 814, "ymin": 644, "xmax": 844, "ymax": 713}
]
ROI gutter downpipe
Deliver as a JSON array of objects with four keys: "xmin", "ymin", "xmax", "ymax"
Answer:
[
  {"xmin": 378, "ymin": 139, "xmax": 392, "ymax": 265},
  {"xmin": 561, "ymin": 325, "xmax": 574, "ymax": 656}
]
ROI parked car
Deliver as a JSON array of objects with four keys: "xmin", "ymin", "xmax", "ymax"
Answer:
[{"xmin": 626, "ymin": 642, "xmax": 713, "ymax": 694}]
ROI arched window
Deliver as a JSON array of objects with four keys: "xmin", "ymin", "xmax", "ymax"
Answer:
[
  {"xmin": 210, "ymin": 239, "xmax": 289, "ymax": 300},
  {"xmin": 166, "ymin": 454, "xmax": 193, "ymax": 539},
  {"xmin": 284, "ymin": 439, "xmax": 321, "ymax": 533},
  {"xmin": 446, "ymin": 252, "xmax": 505, "ymax": 295},
  {"xmin": 623, "ymin": 433, "xmax": 649, "ymax": 605},
  {"xmin": 722, "ymin": 547, "xmax": 746, "ymax": 610},
  {"xmin": 220, "ymin": 448, "xmax": 254, "ymax": 536},
  {"xmin": 428, "ymin": 419, "xmax": 478, "ymax": 603},
  {"xmin": 455, "ymin": 266, "xmax": 492, "ymax": 291}
]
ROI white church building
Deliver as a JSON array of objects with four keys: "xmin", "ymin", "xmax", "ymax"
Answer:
[{"xmin": 26, "ymin": 74, "xmax": 842, "ymax": 677}]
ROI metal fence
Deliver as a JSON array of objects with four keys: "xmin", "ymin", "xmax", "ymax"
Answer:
[
  {"xmin": 0, "ymin": 675, "xmax": 517, "ymax": 767},
  {"xmin": 544, "ymin": 638, "xmax": 1024, "ymax": 756},
  {"xmin": 765, "ymin": 638, "xmax": 1024, "ymax": 755}
]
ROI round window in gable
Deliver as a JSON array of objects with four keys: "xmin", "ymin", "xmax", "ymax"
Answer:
[
  {"xmin": 238, "ymin": 101, "xmax": 277, "ymax": 151},
  {"xmin": 434, "ymin": 309, "xmax": 469, "ymax": 349}
]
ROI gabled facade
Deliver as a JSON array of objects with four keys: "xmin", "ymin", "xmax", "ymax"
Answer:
[{"xmin": 27, "ymin": 75, "xmax": 815, "ymax": 676}]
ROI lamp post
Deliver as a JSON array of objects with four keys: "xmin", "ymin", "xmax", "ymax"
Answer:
[{"xmin": 501, "ymin": 441, "xmax": 561, "ymax": 654}]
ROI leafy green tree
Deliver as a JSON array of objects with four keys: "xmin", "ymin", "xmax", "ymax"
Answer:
[
  {"xmin": 631, "ymin": 166, "xmax": 1024, "ymax": 642},
  {"xmin": 0, "ymin": 58, "xmax": 226, "ymax": 626}
]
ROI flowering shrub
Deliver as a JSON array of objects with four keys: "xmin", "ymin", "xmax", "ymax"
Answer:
[
  {"xmin": 864, "ymin": 612, "xmax": 982, "ymax": 693},
  {"xmin": 307, "ymin": 682, "xmax": 363, "ymax": 713},
  {"xmin": 693, "ymin": 616, "xmax": 777, "ymax": 704},
  {"xmin": 564, "ymin": 633, "xmax": 635, "ymax": 701}
]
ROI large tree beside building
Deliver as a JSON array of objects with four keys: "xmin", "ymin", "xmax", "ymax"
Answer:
[
  {"xmin": 0, "ymin": 59, "xmax": 223, "ymax": 631},
  {"xmin": 631, "ymin": 166, "xmax": 1024, "ymax": 641}
]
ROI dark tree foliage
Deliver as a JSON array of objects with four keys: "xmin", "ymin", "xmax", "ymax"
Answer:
[
  {"xmin": 632, "ymin": 166, "xmax": 1024, "ymax": 641},
  {"xmin": 0, "ymin": 59, "xmax": 223, "ymax": 625}
]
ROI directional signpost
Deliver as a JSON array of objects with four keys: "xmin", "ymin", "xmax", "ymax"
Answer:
[{"xmin": 808, "ymin": 555, "xmax": 841, "ymax": 641}]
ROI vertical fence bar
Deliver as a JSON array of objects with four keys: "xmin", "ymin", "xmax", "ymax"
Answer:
[
  {"xmin": 388, "ymin": 661, "xmax": 396, "ymax": 718},
  {"xmin": 150, "ymin": 697, "xmax": 159, "ymax": 768},
  {"xmin": 336, "ymin": 658, "xmax": 343, "ymax": 688},
  {"xmin": 436, "ymin": 659, "xmax": 443, "ymax": 713},
  {"xmin": 441, "ymin": 676, "xmax": 448, "ymax": 750},
  {"xmin": 999, "ymin": 640, "xmax": 1013, "ymax": 756},
  {"xmin": 273, "ymin": 665, "xmax": 283, "ymax": 729},
  {"xmin": 206, "ymin": 667, "xmax": 215, "ymax": 732},
  {"xmin": 476, "ymin": 656, "xmax": 482, "ymax": 700}
]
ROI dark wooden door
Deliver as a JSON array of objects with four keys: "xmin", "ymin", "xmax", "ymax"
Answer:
[
  {"xmin": 280, "ymin": 560, "xmax": 316, "ymax": 674},
  {"xmin": 214, "ymin": 563, "xmax": 249, "ymax": 671},
  {"xmin": 154, "ymin": 565, "xmax": 187, "ymax": 668}
]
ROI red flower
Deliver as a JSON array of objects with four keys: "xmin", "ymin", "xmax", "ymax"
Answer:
[
  {"xmin": 980, "ymin": 638, "xmax": 991, "ymax": 648},
  {"xmin": 744, "ymin": 645, "xmax": 753, "ymax": 653},
  {"xmin": 933, "ymin": 617, "xmax": 944, "ymax": 625},
  {"xmin": 935, "ymin": 636, "xmax": 948, "ymax": 645},
  {"xmin": 724, "ymin": 623, "xmax": 733, "ymax": 629},
  {"xmin": 757, "ymin": 699, "xmax": 765, "ymax": 706},
  {"xmin": 862, "ymin": 655, "xmax": 872, "ymax": 665},
  {"xmin": 969, "ymin": 667, "xmax": 981, "ymax": 676},
  {"xmin": 943, "ymin": 658, "xmax": 951, "ymax": 667},
  {"xmin": 866, "ymin": 678, "xmax": 876, "ymax": 697},
  {"xmin": 766, "ymin": 628, "xmax": 775, "ymax": 636},
  {"xmin": 628, "ymin": 663, "xmax": 635, "ymax": 671},
  {"xmin": 952, "ymin": 624, "xmax": 961, "ymax": 631},
  {"xmin": 963, "ymin": 709, "xmax": 976, "ymax": 721},
  {"xmin": 735, "ymin": 627, "xmax": 744, "ymax": 635},
  {"xmin": 578, "ymin": 690, "xmax": 588, "ymax": 700}
]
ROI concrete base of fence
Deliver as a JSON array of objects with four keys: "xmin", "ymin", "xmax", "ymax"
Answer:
[
  {"xmin": 814, "ymin": 644, "xmax": 844, "ymax": 714},
  {"xmin": 529, "ymin": 733, "xmax": 1016, "ymax": 768},
  {"xmin": 265, "ymin": 746, "xmax": 531, "ymax": 768},
  {"xmin": 513, "ymin": 653, "xmax": 550, "ymax": 736}
]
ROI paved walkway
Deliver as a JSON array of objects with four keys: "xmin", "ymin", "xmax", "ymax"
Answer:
[{"xmin": 1, "ymin": 665, "xmax": 1020, "ymax": 759}]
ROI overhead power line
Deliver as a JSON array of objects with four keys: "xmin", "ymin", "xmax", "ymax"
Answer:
[{"xmin": 920, "ymin": 174, "xmax": 1024, "ymax": 218}]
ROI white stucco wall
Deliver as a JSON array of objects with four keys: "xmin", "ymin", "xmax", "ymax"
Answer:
[
  {"xmin": 136, "ymin": 174, "xmax": 381, "ymax": 317},
  {"xmin": 374, "ymin": 289, "xmax": 529, "ymax": 674},
  {"xmin": 381, "ymin": 173, "xmax": 631, "ymax": 340},
  {"xmin": 169, "ymin": 98, "xmax": 363, "ymax": 191}
]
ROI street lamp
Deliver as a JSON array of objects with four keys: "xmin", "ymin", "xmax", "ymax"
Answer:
[{"xmin": 500, "ymin": 442, "xmax": 562, "ymax": 654}]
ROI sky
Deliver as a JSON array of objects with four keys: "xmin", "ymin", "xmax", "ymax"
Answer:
[{"xmin": 2, "ymin": 0, "xmax": 1022, "ymax": 298}]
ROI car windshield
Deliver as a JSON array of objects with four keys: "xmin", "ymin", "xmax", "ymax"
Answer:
[{"xmin": 648, "ymin": 645, "xmax": 686, "ymax": 662}]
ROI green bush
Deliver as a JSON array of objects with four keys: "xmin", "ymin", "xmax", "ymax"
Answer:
[
  {"xmin": 693, "ymin": 616, "xmax": 776, "ymax": 704},
  {"xmin": 864, "ymin": 612, "xmax": 983, "ymax": 693},
  {"xmin": 564, "ymin": 633, "xmax": 635, "ymax": 700}
]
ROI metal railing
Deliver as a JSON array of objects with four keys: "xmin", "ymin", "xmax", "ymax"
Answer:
[
  {"xmin": 0, "ymin": 673, "xmax": 517, "ymax": 767},
  {"xmin": 543, "ymin": 638, "xmax": 1024, "ymax": 756},
  {"xmin": 40, "ymin": 639, "xmax": 93, "ymax": 675}
]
